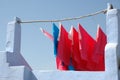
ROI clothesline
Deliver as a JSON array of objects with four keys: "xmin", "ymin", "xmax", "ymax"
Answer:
[{"xmin": 19, "ymin": 9, "xmax": 107, "ymax": 24}]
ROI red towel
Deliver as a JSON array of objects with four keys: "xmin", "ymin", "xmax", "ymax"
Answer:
[
  {"xmin": 78, "ymin": 24, "xmax": 96, "ymax": 70},
  {"xmin": 56, "ymin": 56, "xmax": 68, "ymax": 70},
  {"xmin": 69, "ymin": 27, "xmax": 86, "ymax": 70},
  {"xmin": 57, "ymin": 24, "xmax": 71, "ymax": 66},
  {"xmin": 93, "ymin": 26, "xmax": 107, "ymax": 71}
]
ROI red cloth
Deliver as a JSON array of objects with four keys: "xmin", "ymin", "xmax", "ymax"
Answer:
[
  {"xmin": 56, "ymin": 56, "xmax": 68, "ymax": 70},
  {"xmin": 41, "ymin": 24, "xmax": 106, "ymax": 71},
  {"xmin": 57, "ymin": 24, "xmax": 71, "ymax": 66},
  {"xmin": 93, "ymin": 26, "xmax": 107, "ymax": 71},
  {"xmin": 69, "ymin": 27, "xmax": 86, "ymax": 70},
  {"xmin": 78, "ymin": 24, "xmax": 96, "ymax": 70}
]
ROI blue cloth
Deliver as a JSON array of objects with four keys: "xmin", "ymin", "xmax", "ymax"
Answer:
[
  {"xmin": 53, "ymin": 23, "xmax": 59, "ymax": 56},
  {"xmin": 68, "ymin": 65, "xmax": 74, "ymax": 70},
  {"xmin": 68, "ymin": 58, "xmax": 74, "ymax": 70}
]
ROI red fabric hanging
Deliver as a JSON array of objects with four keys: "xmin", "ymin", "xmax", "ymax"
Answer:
[
  {"xmin": 69, "ymin": 27, "xmax": 86, "ymax": 70},
  {"xmin": 69, "ymin": 27, "xmax": 80, "ymax": 64},
  {"xmin": 78, "ymin": 24, "xmax": 96, "ymax": 70},
  {"xmin": 57, "ymin": 24, "xmax": 71, "ymax": 66},
  {"xmin": 40, "ymin": 28, "xmax": 53, "ymax": 41},
  {"xmin": 56, "ymin": 56, "xmax": 68, "ymax": 70},
  {"xmin": 93, "ymin": 26, "xmax": 107, "ymax": 71},
  {"xmin": 40, "ymin": 23, "xmax": 106, "ymax": 71}
]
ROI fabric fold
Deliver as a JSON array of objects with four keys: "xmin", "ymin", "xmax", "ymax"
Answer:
[
  {"xmin": 57, "ymin": 24, "xmax": 71, "ymax": 66},
  {"xmin": 69, "ymin": 27, "xmax": 86, "ymax": 70},
  {"xmin": 78, "ymin": 24, "xmax": 96, "ymax": 70},
  {"xmin": 93, "ymin": 26, "xmax": 107, "ymax": 71}
]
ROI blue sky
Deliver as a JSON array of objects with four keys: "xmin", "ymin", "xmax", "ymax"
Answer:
[{"xmin": 0, "ymin": 0, "xmax": 120, "ymax": 70}]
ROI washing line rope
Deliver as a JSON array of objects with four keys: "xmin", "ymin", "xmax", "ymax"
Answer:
[{"xmin": 19, "ymin": 9, "xmax": 107, "ymax": 24}]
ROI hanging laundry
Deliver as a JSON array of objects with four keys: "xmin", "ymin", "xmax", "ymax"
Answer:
[
  {"xmin": 53, "ymin": 23, "xmax": 59, "ymax": 56},
  {"xmin": 56, "ymin": 56, "xmax": 68, "ymax": 70},
  {"xmin": 92, "ymin": 26, "xmax": 107, "ymax": 71},
  {"xmin": 57, "ymin": 24, "xmax": 71, "ymax": 66},
  {"xmin": 78, "ymin": 24, "xmax": 96, "ymax": 70},
  {"xmin": 69, "ymin": 27, "xmax": 80, "ymax": 64},
  {"xmin": 40, "ymin": 23, "xmax": 106, "ymax": 71},
  {"xmin": 69, "ymin": 27, "xmax": 86, "ymax": 70},
  {"xmin": 40, "ymin": 24, "xmax": 59, "ymax": 56},
  {"xmin": 53, "ymin": 23, "xmax": 68, "ymax": 70},
  {"xmin": 40, "ymin": 27, "xmax": 53, "ymax": 41},
  {"xmin": 40, "ymin": 23, "xmax": 69, "ymax": 70}
]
